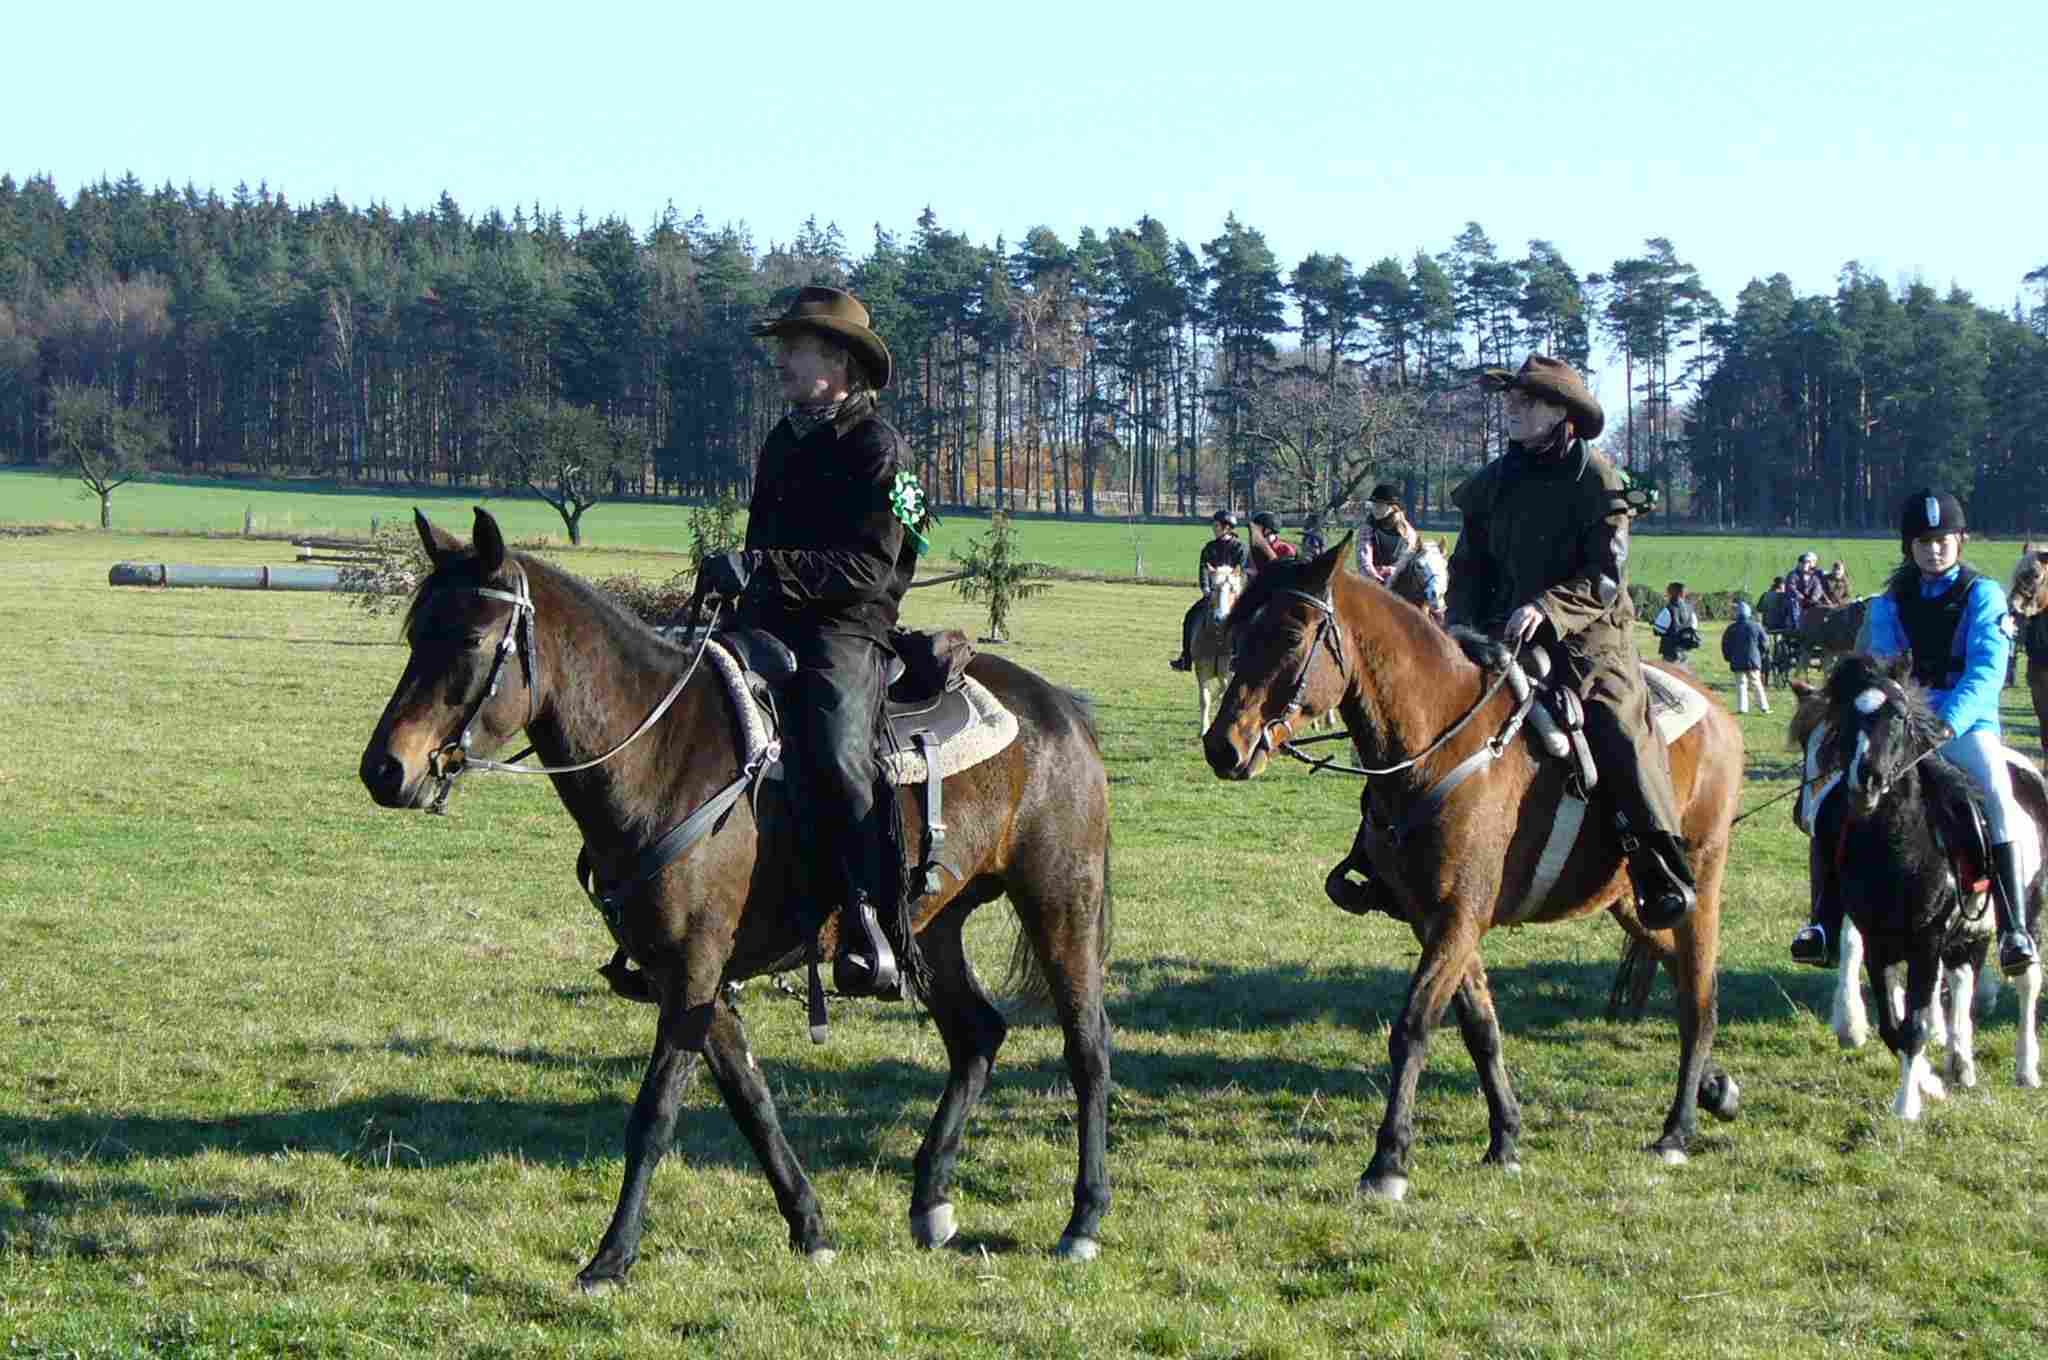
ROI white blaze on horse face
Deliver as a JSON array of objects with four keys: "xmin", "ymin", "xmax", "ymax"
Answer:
[{"xmin": 1847, "ymin": 729, "xmax": 1871, "ymax": 794}]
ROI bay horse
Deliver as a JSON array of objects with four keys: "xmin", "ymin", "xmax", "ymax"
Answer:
[
  {"xmin": 1203, "ymin": 537, "xmax": 1743, "ymax": 1199},
  {"xmin": 358, "ymin": 509, "xmax": 1112, "ymax": 1285},
  {"xmin": 1191, "ymin": 561, "xmax": 1244, "ymax": 732},
  {"xmin": 2009, "ymin": 543, "xmax": 2048, "ymax": 753},
  {"xmin": 1787, "ymin": 657, "xmax": 2044, "ymax": 1117}
]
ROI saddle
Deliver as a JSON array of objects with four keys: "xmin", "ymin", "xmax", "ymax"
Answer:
[{"xmin": 707, "ymin": 625, "xmax": 1019, "ymax": 898}]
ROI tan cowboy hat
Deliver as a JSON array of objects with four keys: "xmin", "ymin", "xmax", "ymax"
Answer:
[
  {"xmin": 751, "ymin": 286, "xmax": 893, "ymax": 391},
  {"xmin": 1479, "ymin": 354, "xmax": 1604, "ymax": 440}
]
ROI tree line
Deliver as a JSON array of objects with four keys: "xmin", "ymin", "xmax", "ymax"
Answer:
[{"xmin": 3, "ymin": 171, "xmax": 2044, "ymax": 534}]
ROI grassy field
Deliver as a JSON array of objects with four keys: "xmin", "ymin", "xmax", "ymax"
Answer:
[
  {"xmin": 0, "ymin": 466, "xmax": 1973, "ymax": 598},
  {"xmin": 3, "ymin": 525, "xmax": 2046, "ymax": 1358}
]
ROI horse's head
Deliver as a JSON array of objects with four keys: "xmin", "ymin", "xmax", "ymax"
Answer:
[
  {"xmin": 2009, "ymin": 543, "xmax": 2048, "ymax": 620},
  {"xmin": 1201, "ymin": 562, "xmax": 1244, "ymax": 624},
  {"xmin": 1807, "ymin": 654, "xmax": 1949, "ymax": 820},
  {"xmin": 1203, "ymin": 534, "xmax": 1353, "ymax": 779},
  {"xmin": 359, "ymin": 507, "xmax": 539, "ymax": 810}
]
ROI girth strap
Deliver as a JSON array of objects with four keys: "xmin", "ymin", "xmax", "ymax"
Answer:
[{"xmin": 915, "ymin": 732, "xmax": 960, "ymax": 896}]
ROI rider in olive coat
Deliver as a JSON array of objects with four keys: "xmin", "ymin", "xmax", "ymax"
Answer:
[{"xmin": 1446, "ymin": 355, "xmax": 1697, "ymax": 928}]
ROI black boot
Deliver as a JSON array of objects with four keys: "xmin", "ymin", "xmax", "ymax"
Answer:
[
  {"xmin": 833, "ymin": 889, "xmax": 901, "ymax": 999},
  {"xmin": 1621, "ymin": 816, "xmax": 1695, "ymax": 931},
  {"xmin": 1988, "ymin": 840, "xmax": 2039, "ymax": 978},
  {"xmin": 1789, "ymin": 924, "xmax": 1838, "ymax": 969}
]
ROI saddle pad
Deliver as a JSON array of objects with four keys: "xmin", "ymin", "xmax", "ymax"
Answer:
[
  {"xmin": 705, "ymin": 639, "xmax": 1018, "ymax": 788},
  {"xmin": 1643, "ymin": 665, "xmax": 1710, "ymax": 746},
  {"xmin": 880, "ymin": 677, "xmax": 1018, "ymax": 785}
]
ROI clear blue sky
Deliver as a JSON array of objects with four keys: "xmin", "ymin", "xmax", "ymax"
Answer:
[{"xmin": 9, "ymin": 1, "xmax": 2041, "ymax": 409}]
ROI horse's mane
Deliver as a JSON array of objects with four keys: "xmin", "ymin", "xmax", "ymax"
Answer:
[
  {"xmin": 1231, "ymin": 557, "xmax": 1468, "ymax": 672},
  {"xmin": 404, "ymin": 549, "xmax": 685, "ymax": 674}
]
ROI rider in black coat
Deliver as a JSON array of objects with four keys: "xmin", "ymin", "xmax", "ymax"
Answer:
[{"xmin": 700, "ymin": 287, "xmax": 925, "ymax": 998}]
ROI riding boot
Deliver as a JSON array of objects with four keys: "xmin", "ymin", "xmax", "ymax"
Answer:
[
  {"xmin": 1618, "ymin": 812, "xmax": 1696, "ymax": 930},
  {"xmin": 1791, "ymin": 836, "xmax": 1844, "ymax": 968},
  {"xmin": 598, "ymin": 947, "xmax": 657, "ymax": 1003},
  {"xmin": 1169, "ymin": 601, "xmax": 1199, "ymax": 671},
  {"xmin": 1988, "ymin": 840, "xmax": 2040, "ymax": 978}
]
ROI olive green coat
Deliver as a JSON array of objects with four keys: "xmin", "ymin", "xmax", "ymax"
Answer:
[{"xmin": 1446, "ymin": 441, "xmax": 1685, "ymax": 837}]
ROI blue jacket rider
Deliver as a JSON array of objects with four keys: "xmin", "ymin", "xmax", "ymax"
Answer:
[{"xmin": 1792, "ymin": 488, "xmax": 2038, "ymax": 976}]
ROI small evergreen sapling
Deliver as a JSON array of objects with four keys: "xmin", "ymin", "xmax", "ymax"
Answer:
[{"xmin": 955, "ymin": 511, "xmax": 1052, "ymax": 643}]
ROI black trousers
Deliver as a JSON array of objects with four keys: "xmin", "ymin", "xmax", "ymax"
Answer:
[
  {"xmin": 780, "ymin": 630, "xmax": 889, "ymax": 922},
  {"xmin": 1179, "ymin": 600, "xmax": 1203, "ymax": 660}
]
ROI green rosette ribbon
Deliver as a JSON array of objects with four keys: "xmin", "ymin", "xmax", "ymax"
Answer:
[{"xmin": 889, "ymin": 469, "xmax": 932, "ymax": 557}]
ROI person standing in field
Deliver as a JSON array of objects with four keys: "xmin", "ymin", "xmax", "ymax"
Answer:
[
  {"xmin": 1358, "ymin": 484, "xmax": 1420, "ymax": 584},
  {"xmin": 1721, "ymin": 600, "xmax": 1769, "ymax": 714},
  {"xmin": 1169, "ymin": 510, "xmax": 1250, "ymax": 671},
  {"xmin": 1448, "ymin": 355, "xmax": 1697, "ymax": 928},
  {"xmin": 1651, "ymin": 581, "xmax": 1701, "ymax": 668}
]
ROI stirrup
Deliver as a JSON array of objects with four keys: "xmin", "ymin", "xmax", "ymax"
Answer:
[
  {"xmin": 1790, "ymin": 924, "xmax": 1837, "ymax": 969},
  {"xmin": 1999, "ymin": 931, "xmax": 2039, "ymax": 978},
  {"xmin": 833, "ymin": 896, "xmax": 900, "ymax": 999},
  {"xmin": 598, "ymin": 951, "xmax": 657, "ymax": 1004},
  {"xmin": 1168, "ymin": 656, "xmax": 1191, "ymax": 672}
]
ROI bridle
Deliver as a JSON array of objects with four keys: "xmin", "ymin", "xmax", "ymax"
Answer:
[
  {"xmin": 1247, "ymin": 587, "xmax": 1514, "ymax": 782},
  {"xmin": 418, "ymin": 562, "xmax": 713, "ymax": 813}
]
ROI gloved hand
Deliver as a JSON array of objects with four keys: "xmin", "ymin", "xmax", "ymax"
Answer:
[{"xmin": 701, "ymin": 550, "xmax": 755, "ymax": 600}]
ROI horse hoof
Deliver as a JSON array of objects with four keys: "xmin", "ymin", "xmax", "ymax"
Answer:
[
  {"xmin": 1499, "ymin": 1160, "xmax": 1522, "ymax": 1177},
  {"xmin": 1054, "ymin": 1235, "xmax": 1100, "ymax": 1263},
  {"xmin": 574, "ymin": 1272, "xmax": 623, "ymax": 1297},
  {"xmin": 2017, "ymin": 1069, "xmax": 2041, "ymax": 1090},
  {"xmin": 1360, "ymin": 1174, "xmax": 1408, "ymax": 1203},
  {"xmin": 806, "ymin": 1247, "xmax": 839, "ymax": 1266},
  {"xmin": 911, "ymin": 1204, "xmax": 957, "ymax": 1250},
  {"xmin": 1656, "ymin": 1147, "xmax": 1689, "ymax": 1167},
  {"xmin": 1704, "ymin": 1073, "xmax": 1742, "ymax": 1122}
]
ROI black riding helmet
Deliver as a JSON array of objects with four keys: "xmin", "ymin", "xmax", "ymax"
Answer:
[
  {"xmin": 1250, "ymin": 511, "xmax": 1282, "ymax": 535},
  {"xmin": 1211, "ymin": 509, "xmax": 1239, "ymax": 528},
  {"xmin": 1900, "ymin": 488, "xmax": 1966, "ymax": 555}
]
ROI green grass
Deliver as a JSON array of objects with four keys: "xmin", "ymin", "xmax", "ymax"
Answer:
[
  {"xmin": 3, "ymin": 466, "xmax": 1991, "ymax": 596},
  {"xmin": 4, "ymin": 526, "xmax": 2047, "ymax": 1358}
]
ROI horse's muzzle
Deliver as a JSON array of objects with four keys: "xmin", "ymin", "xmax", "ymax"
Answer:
[
  {"xmin": 1204, "ymin": 724, "xmax": 1267, "ymax": 781},
  {"xmin": 360, "ymin": 747, "xmax": 424, "ymax": 809}
]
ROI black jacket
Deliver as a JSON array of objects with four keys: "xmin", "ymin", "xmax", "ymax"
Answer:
[
  {"xmin": 741, "ymin": 411, "xmax": 916, "ymax": 643},
  {"xmin": 1721, "ymin": 617, "xmax": 1767, "ymax": 672},
  {"xmin": 1197, "ymin": 533, "xmax": 1250, "ymax": 583}
]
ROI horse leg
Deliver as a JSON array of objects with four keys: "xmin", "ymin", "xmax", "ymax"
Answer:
[
  {"xmin": 1449, "ymin": 959, "xmax": 1521, "ymax": 1171},
  {"xmin": 906, "ymin": 909, "xmax": 1008, "ymax": 1250},
  {"xmin": 2015, "ymin": 959, "xmax": 2042, "ymax": 1088},
  {"xmin": 1833, "ymin": 918, "xmax": 1870, "ymax": 1049},
  {"xmin": 1652, "ymin": 869, "xmax": 1734, "ymax": 1164},
  {"xmin": 1944, "ymin": 942, "xmax": 1981, "ymax": 1090},
  {"xmin": 1007, "ymin": 852, "xmax": 1113, "ymax": 1261},
  {"xmin": 576, "ymin": 998, "xmax": 706, "ymax": 1292},
  {"xmin": 1362, "ymin": 920, "xmax": 1477, "ymax": 1201},
  {"xmin": 1890, "ymin": 952, "xmax": 1945, "ymax": 1121}
]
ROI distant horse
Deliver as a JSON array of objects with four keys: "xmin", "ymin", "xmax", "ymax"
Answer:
[
  {"xmin": 1191, "ymin": 561, "xmax": 1244, "ymax": 732},
  {"xmin": 1386, "ymin": 539, "xmax": 1449, "ymax": 626},
  {"xmin": 1795, "ymin": 599, "xmax": 1868, "ymax": 667},
  {"xmin": 2009, "ymin": 543, "xmax": 2048, "ymax": 753},
  {"xmin": 1204, "ymin": 537, "xmax": 1743, "ymax": 1199},
  {"xmin": 1787, "ymin": 656, "xmax": 2043, "ymax": 1118},
  {"xmin": 359, "ymin": 509, "xmax": 1113, "ymax": 1286}
]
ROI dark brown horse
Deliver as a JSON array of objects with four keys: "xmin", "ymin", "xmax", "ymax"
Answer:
[
  {"xmin": 1203, "ymin": 537, "xmax": 1743, "ymax": 1200},
  {"xmin": 359, "ymin": 509, "xmax": 1112, "ymax": 1285},
  {"xmin": 1797, "ymin": 598, "xmax": 1868, "ymax": 664}
]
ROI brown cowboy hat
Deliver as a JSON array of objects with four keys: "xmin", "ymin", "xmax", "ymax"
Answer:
[
  {"xmin": 1479, "ymin": 354, "xmax": 1604, "ymax": 440},
  {"xmin": 751, "ymin": 286, "xmax": 893, "ymax": 391}
]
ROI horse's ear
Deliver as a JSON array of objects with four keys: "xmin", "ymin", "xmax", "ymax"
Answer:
[
  {"xmin": 415, "ymin": 508, "xmax": 462, "ymax": 566},
  {"xmin": 472, "ymin": 507, "xmax": 507, "ymax": 577},
  {"xmin": 1318, "ymin": 531, "xmax": 1355, "ymax": 584}
]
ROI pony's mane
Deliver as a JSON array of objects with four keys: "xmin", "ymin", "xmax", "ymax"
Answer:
[{"xmin": 1793, "ymin": 653, "xmax": 1949, "ymax": 760}]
